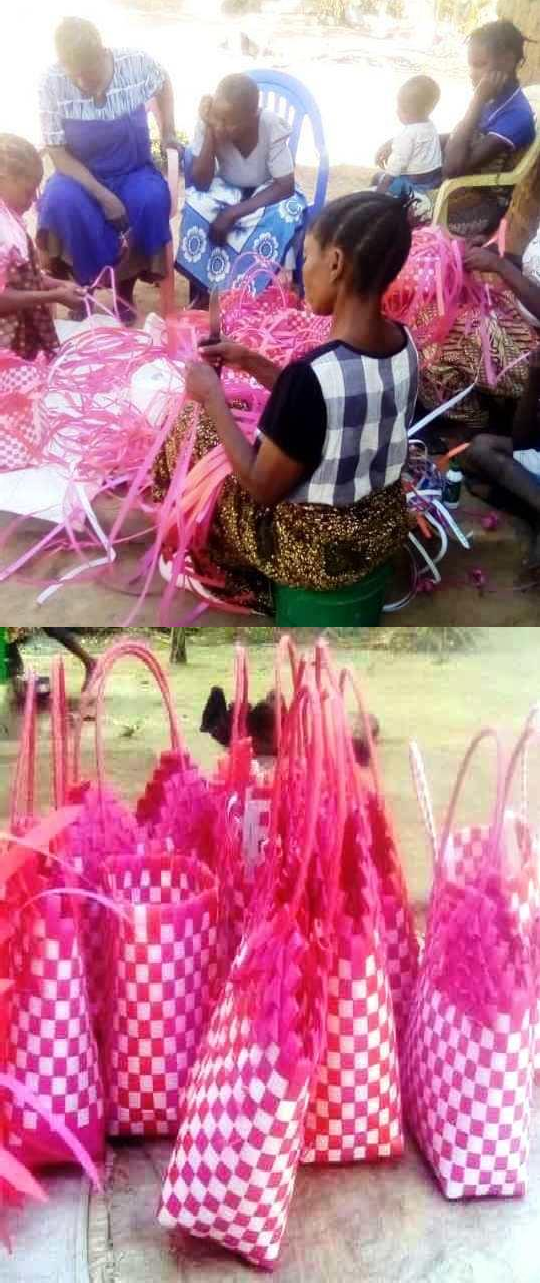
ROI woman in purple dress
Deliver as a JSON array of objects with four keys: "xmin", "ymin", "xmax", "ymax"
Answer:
[{"xmin": 37, "ymin": 17, "xmax": 178, "ymax": 319}]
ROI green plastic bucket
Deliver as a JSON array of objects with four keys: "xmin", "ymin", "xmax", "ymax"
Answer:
[
  {"xmin": 273, "ymin": 563, "xmax": 391, "ymax": 627},
  {"xmin": 0, "ymin": 628, "xmax": 8, "ymax": 684}
]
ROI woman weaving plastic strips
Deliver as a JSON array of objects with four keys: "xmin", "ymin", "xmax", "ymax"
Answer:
[{"xmin": 155, "ymin": 191, "xmax": 418, "ymax": 613}]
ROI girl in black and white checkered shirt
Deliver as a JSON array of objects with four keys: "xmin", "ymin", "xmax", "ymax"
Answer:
[{"xmin": 162, "ymin": 191, "xmax": 419, "ymax": 612}]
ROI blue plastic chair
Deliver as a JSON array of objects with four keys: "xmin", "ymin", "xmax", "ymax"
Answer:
[
  {"xmin": 249, "ymin": 70, "xmax": 328, "ymax": 219},
  {"xmin": 250, "ymin": 69, "xmax": 329, "ymax": 281},
  {"xmin": 183, "ymin": 70, "xmax": 328, "ymax": 281}
]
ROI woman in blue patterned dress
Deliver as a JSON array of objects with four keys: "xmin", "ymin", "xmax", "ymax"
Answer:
[
  {"xmin": 37, "ymin": 17, "xmax": 178, "ymax": 318},
  {"xmin": 178, "ymin": 74, "xmax": 306, "ymax": 302}
]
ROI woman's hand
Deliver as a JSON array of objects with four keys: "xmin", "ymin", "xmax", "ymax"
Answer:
[
  {"xmin": 199, "ymin": 95, "xmax": 215, "ymax": 128},
  {"xmin": 199, "ymin": 339, "xmax": 251, "ymax": 370},
  {"xmin": 47, "ymin": 281, "xmax": 87, "ymax": 308},
  {"xmin": 474, "ymin": 70, "xmax": 508, "ymax": 105},
  {"xmin": 463, "ymin": 245, "xmax": 501, "ymax": 275},
  {"xmin": 209, "ymin": 209, "xmax": 238, "ymax": 246},
  {"xmin": 99, "ymin": 190, "xmax": 128, "ymax": 230},
  {"xmin": 185, "ymin": 360, "xmax": 224, "ymax": 406}
]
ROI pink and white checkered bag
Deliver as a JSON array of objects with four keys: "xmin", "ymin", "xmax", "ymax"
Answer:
[
  {"xmin": 300, "ymin": 651, "xmax": 403, "ymax": 1165},
  {"xmin": 403, "ymin": 728, "xmax": 536, "ymax": 1200},
  {"xmin": 4, "ymin": 877, "xmax": 105, "ymax": 1169},
  {"xmin": 0, "ymin": 350, "xmax": 46, "ymax": 470},
  {"xmin": 102, "ymin": 848, "xmax": 219, "ymax": 1138},
  {"xmin": 64, "ymin": 640, "xmax": 196, "ymax": 1039},
  {"xmin": 209, "ymin": 645, "xmax": 275, "ymax": 968},
  {"xmin": 518, "ymin": 707, "xmax": 540, "ymax": 1078},
  {"xmin": 339, "ymin": 667, "xmax": 418, "ymax": 1047},
  {"xmin": 3, "ymin": 674, "xmax": 105, "ymax": 1170},
  {"xmin": 159, "ymin": 681, "xmax": 334, "ymax": 1269}
]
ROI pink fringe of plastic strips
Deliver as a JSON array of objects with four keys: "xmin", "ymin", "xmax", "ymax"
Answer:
[{"xmin": 0, "ymin": 228, "xmax": 530, "ymax": 616}]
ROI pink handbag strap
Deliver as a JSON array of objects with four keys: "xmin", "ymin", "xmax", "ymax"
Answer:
[
  {"xmin": 409, "ymin": 740, "xmax": 438, "ymax": 867},
  {"xmin": 50, "ymin": 659, "xmax": 70, "ymax": 811},
  {"xmin": 231, "ymin": 643, "xmax": 249, "ymax": 747},
  {"xmin": 338, "ymin": 666, "xmax": 383, "ymax": 797},
  {"xmin": 73, "ymin": 639, "xmax": 185, "ymax": 787},
  {"xmin": 502, "ymin": 721, "xmax": 539, "ymax": 840},
  {"xmin": 520, "ymin": 704, "xmax": 540, "ymax": 826},
  {"xmin": 274, "ymin": 635, "xmax": 303, "ymax": 750},
  {"xmin": 439, "ymin": 727, "xmax": 505, "ymax": 875},
  {"xmin": 9, "ymin": 673, "xmax": 37, "ymax": 831},
  {"xmin": 313, "ymin": 642, "xmax": 373, "ymax": 913},
  {"xmin": 255, "ymin": 678, "xmax": 324, "ymax": 925}
]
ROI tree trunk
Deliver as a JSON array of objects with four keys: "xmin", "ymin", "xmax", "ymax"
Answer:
[
  {"xmin": 498, "ymin": 0, "xmax": 540, "ymax": 256},
  {"xmin": 498, "ymin": 0, "xmax": 540, "ymax": 84},
  {"xmin": 170, "ymin": 628, "xmax": 187, "ymax": 664}
]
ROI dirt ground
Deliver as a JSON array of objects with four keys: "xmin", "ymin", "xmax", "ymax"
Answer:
[{"xmin": 1, "ymin": 627, "xmax": 538, "ymax": 909}]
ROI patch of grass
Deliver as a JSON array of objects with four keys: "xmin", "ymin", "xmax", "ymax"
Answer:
[{"xmin": 1, "ymin": 629, "xmax": 535, "ymax": 912}]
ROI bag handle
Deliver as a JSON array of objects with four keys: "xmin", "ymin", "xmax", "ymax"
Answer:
[
  {"xmin": 10, "ymin": 673, "xmax": 37, "ymax": 831},
  {"xmin": 231, "ymin": 643, "xmax": 249, "ymax": 747},
  {"xmin": 409, "ymin": 740, "xmax": 438, "ymax": 867},
  {"xmin": 337, "ymin": 666, "xmax": 382, "ymax": 796},
  {"xmin": 439, "ymin": 728, "xmax": 505, "ymax": 876},
  {"xmin": 499, "ymin": 722, "xmax": 540, "ymax": 865},
  {"xmin": 255, "ymin": 678, "xmax": 324, "ymax": 926},
  {"xmin": 521, "ymin": 703, "xmax": 540, "ymax": 825},
  {"xmin": 50, "ymin": 659, "xmax": 70, "ymax": 811},
  {"xmin": 274, "ymin": 635, "xmax": 304, "ymax": 751},
  {"xmin": 73, "ymin": 640, "xmax": 185, "ymax": 788}
]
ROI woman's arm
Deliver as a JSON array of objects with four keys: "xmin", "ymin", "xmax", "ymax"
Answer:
[
  {"xmin": 154, "ymin": 74, "xmax": 177, "ymax": 147},
  {"xmin": 443, "ymin": 71, "xmax": 510, "ymax": 178},
  {"xmin": 191, "ymin": 98, "xmax": 218, "ymax": 191},
  {"xmin": 233, "ymin": 175, "xmax": 295, "ymax": 220},
  {"xmin": 0, "ymin": 281, "xmax": 85, "ymax": 314},
  {"xmin": 199, "ymin": 340, "xmax": 281, "ymax": 391},
  {"xmin": 464, "ymin": 246, "xmax": 540, "ymax": 322},
  {"xmin": 185, "ymin": 362, "xmax": 304, "ymax": 505},
  {"xmin": 209, "ymin": 176, "xmax": 295, "ymax": 245},
  {"xmin": 48, "ymin": 147, "xmax": 127, "ymax": 226}
]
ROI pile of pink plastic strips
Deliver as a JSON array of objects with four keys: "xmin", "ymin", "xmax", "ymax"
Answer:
[{"xmin": 0, "ymin": 229, "xmax": 529, "ymax": 616}]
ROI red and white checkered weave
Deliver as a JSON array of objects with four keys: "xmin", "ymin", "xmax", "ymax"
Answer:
[
  {"xmin": 402, "ymin": 966, "xmax": 534, "ymax": 1200},
  {"xmin": 0, "ymin": 353, "xmax": 45, "ymax": 470},
  {"xmin": 62, "ymin": 784, "xmax": 140, "ymax": 1040},
  {"xmin": 301, "ymin": 924, "xmax": 403, "ymax": 1164},
  {"xmin": 5, "ymin": 900, "xmax": 104, "ymax": 1167},
  {"xmin": 367, "ymin": 792, "xmax": 419, "ymax": 1041},
  {"xmin": 103, "ymin": 852, "xmax": 219, "ymax": 1137},
  {"xmin": 437, "ymin": 820, "xmax": 540, "ymax": 1082},
  {"xmin": 505, "ymin": 823, "xmax": 540, "ymax": 1081},
  {"xmin": 242, "ymin": 786, "xmax": 272, "ymax": 877},
  {"xmin": 159, "ymin": 973, "xmax": 312, "ymax": 1269}
]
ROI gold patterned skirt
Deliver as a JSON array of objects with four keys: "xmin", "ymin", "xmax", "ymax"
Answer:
[
  {"xmin": 418, "ymin": 291, "xmax": 537, "ymax": 429},
  {"xmin": 154, "ymin": 408, "xmax": 411, "ymax": 614}
]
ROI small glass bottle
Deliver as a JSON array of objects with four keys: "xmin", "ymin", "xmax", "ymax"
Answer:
[{"xmin": 443, "ymin": 464, "xmax": 463, "ymax": 509}]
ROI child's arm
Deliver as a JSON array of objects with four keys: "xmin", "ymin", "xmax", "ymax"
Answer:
[
  {"xmin": 375, "ymin": 140, "xmax": 393, "ymax": 167},
  {"xmin": 512, "ymin": 356, "xmax": 540, "ymax": 451},
  {"xmin": 384, "ymin": 130, "xmax": 415, "ymax": 180}
]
